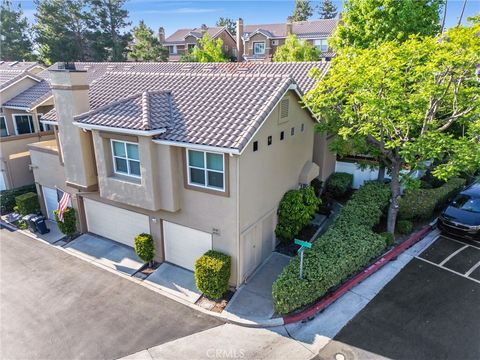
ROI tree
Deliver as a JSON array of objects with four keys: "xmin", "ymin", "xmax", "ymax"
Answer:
[
  {"xmin": 185, "ymin": 33, "xmax": 228, "ymax": 63},
  {"xmin": 128, "ymin": 20, "xmax": 168, "ymax": 62},
  {"xmin": 88, "ymin": 0, "xmax": 131, "ymax": 61},
  {"xmin": 216, "ymin": 17, "xmax": 236, "ymax": 35},
  {"xmin": 273, "ymin": 34, "xmax": 319, "ymax": 61},
  {"xmin": 331, "ymin": 0, "xmax": 445, "ymax": 50},
  {"xmin": 291, "ymin": 0, "xmax": 313, "ymax": 21},
  {"xmin": 318, "ymin": 0, "xmax": 337, "ymax": 19},
  {"xmin": 305, "ymin": 24, "xmax": 480, "ymax": 234},
  {"xmin": 0, "ymin": 1, "xmax": 34, "ymax": 61}
]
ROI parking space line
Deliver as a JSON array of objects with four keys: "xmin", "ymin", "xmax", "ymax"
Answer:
[
  {"xmin": 440, "ymin": 235, "xmax": 480, "ymax": 250},
  {"xmin": 439, "ymin": 245, "xmax": 469, "ymax": 266},
  {"xmin": 465, "ymin": 260, "xmax": 480, "ymax": 277},
  {"xmin": 416, "ymin": 256, "xmax": 480, "ymax": 285}
]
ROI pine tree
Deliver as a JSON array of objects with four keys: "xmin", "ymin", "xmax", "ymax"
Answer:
[
  {"xmin": 318, "ymin": 0, "xmax": 337, "ymax": 19},
  {"xmin": 128, "ymin": 20, "xmax": 168, "ymax": 62},
  {"xmin": 291, "ymin": 0, "xmax": 313, "ymax": 22},
  {"xmin": 0, "ymin": 1, "xmax": 34, "ymax": 61},
  {"xmin": 216, "ymin": 17, "xmax": 236, "ymax": 35}
]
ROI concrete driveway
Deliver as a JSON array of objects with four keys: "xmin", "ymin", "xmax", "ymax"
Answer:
[{"xmin": 0, "ymin": 227, "xmax": 224, "ymax": 360}]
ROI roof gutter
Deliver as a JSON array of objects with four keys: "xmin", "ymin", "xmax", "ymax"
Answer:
[
  {"xmin": 152, "ymin": 139, "xmax": 240, "ymax": 155},
  {"xmin": 72, "ymin": 121, "xmax": 167, "ymax": 136}
]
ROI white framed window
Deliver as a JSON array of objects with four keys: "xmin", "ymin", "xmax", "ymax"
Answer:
[
  {"xmin": 253, "ymin": 42, "xmax": 266, "ymax": 55},
  {"xmin": 0, "ymin": 116, "xmax": 8, "ymax": 137},
  {"xmin": 37, "ymin": 113, "xmax": 51, "ymax": 132},
  {"xmin": 13, "ymin": 114, "xmax": 35, "ymax": 135},
  {"xmin": 169, "ymin": 45, "xmax": 177, "ymax": 54},
  {"xmin": 111, "ymin": 140, "xmax": 141, "ymax": 178},
  {"xmin": 313, "ymin": 39, "xmax": 328, "ymax": 52},
  {"xmin": 187, "ymin": 149, "xmax": 225, "ymax": 191}
]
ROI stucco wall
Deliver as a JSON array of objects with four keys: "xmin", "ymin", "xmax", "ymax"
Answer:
[{"xmin": 0, "ymin": 77, "xmax": 38, "ymax": 103}]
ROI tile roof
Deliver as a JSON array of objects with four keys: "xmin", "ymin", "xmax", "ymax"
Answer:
[
  {"xmin": 164, "ymin": 26, "xmax": 226, "ymax": 44},
  {"xmin": 0, "ymin": 69, "xmax": 42, "ymax": 91},
  {"xmin": 0, "ymin": 61, "xmax": 41, "ymax": 72},
  {"xmin": 243, "ymin": 19, "xmax": 339, "ymax": 40}
]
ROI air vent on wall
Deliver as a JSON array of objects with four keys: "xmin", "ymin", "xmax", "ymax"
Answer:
[{"xmin": 280, "ymin": 98, "xmax": 289, "ymax": 118}]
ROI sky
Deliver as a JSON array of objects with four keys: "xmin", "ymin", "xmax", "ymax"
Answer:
[{"xmin": 14, "ymin": 0, "xmax": 480, "ymax": 37}]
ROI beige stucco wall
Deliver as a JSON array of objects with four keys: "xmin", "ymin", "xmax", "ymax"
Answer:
[{"xmin": 0, "ymin": 77, "xmax": 38, "ymax": 103}]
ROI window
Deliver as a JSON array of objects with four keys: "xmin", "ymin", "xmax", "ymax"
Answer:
[
  {"xmin": 272, "ymin": 40, "xmax": 279, "ymax": 46},
  {"xmin": 253, "ymin": 141, "xmax": 259, "ymax": 152},
  {"xmin": 187, "ymin": 149, "xmax": 224, "ymax": 191},
  {"xmin": 0, "ymin": 116, "xmax": 8, "ymax": 137},
  {"xmin": 301, "ymin": 123, "xmax": 305, "ymax": 132},
  {"xmin": 291, "ymin": 127, "xmax": 295, "ymax": 136},
  {"xmin": 187, "ymin": 44, "xmax": 195, "ymax": 51},
  {"xmin": 169, "ymin": 45, "xmax": 177, "ymax": 54},
  {"xmin": 13, "ymin": 114, "xmax": 34, "ymax": 135},
  {"xmin": 280, "ymin": 131, "xmax": 285, "ymax": 141},
  {"xmin": 313, "ymin": 39, "xmax": 328, "ymax": 53},
  {"xmin": 267, "ymin": 136, "xmax": 272, "ymax": 146},
  {"xmin": 253, "ymin": 42, "xmax": 265, "ymax": 55},
  {"xmin": 38, "ymin": 114, "xmax": 51, "ymax": 132},
  {"xmin": 111, "ymin": 140, "xmax": 141, "ymax": 177}
]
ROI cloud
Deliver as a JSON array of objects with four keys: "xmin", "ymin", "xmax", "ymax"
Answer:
[{"xmin": 134, "ymin": 7, "xmax": 222, "ymax": 15}]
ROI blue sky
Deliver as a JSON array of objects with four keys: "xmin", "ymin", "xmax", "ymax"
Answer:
[{"xmin": 15, "ymin": 0, "xmax": 480, "ymax": 37}]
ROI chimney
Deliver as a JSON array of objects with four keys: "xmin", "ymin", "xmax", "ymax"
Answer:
[
  {"xmin": 158, "ymin": 27, "xmax": 165, "ymax": 44},
  {"xmin": 201, "ymin": 24, "xmax": 208, "ymax": 31},
  {"xmin": 286, "ymin": 16, "xmax": 293, "ymax": 35},
  {"xmin": 50, "ymin": 65, "xmax": 97, "ymax": 190},
  {"xmin": 236, "ymin": 18, "xmax": 244, "ymax": 62}
]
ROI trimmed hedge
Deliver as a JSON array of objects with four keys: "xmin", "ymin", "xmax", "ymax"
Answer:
[
  {"xmin": 325, "ymin": 172, "xmax": 353, "ymax": 198},
  {"xmin": 398, "ymin": 177, "xmax": 466, "ymax": 220},
  {"xmin": 272, "ymin": 181, "xmax": 391, "ymax": 314},
  {"xmin": 134, "ymin": 233, "xmax": 155, "ymax": 264},
  {"xmin": 15, "ymin": 192, "xmax": 40, "ymax": 216},
  {"xmin": 396, "ymin": 220, "xmax": 413, "ymax": 235},
  {"xmin": 54, "ymin": 207, "xmax": 76, "ymax": 236},
  {"xmin": 0, "ymin": 184, "xmax": 37, "ymax": 214},
  {"xmin": 195, "ymin": 250, "xmax": 231, "ymax": 299}
]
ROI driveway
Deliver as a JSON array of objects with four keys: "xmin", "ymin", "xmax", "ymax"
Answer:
[
  {"xmin": 0, "ymin": 227, "xmax": 224, "ymax": 360},
  {"xmin": 323, "ymin": 234, "xmax": 480, "ymax": 360}
]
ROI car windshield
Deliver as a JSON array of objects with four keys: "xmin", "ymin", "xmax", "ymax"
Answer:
[{"xmin": 451, "ymin": 194, "xmax": 480, "ymax": 213}]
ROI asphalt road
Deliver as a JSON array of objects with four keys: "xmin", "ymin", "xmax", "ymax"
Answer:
[{"xmin": 0, "ymin": 227, "xmax": 224, "ymax": 360}]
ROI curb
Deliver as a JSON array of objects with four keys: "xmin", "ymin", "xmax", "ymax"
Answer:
[{"xmin": 282, "ymin": 224, "xmax": 433, "ymax": 324}]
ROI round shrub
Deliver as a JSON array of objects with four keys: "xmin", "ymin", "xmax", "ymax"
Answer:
[
  {"xmin": 381, "ymin": 232, "xmax": 395, "ymax": 247},
  {"xmin": 396, "ymin": 220, "xmax": 413, "ymax": 235},
  {"xmin": 195, "ymin": 250, "xmax": 231, "ymax": 299},
  {"xmin": 54, "ymin": 207, "xmax": 76, "ymax": 236},
  {"xmin": 134, "ymin": 233, "xmax": 155, "ymax": 265},
  {"xmin": 325, "ymin": 172, "xmax": 353, "ymax": 199}
]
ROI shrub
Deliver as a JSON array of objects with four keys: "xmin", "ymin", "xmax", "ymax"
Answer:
[
  {"xmin": 396, "ymin": 220, "xmax": 413, "ymax": 235},
  {"xmin": 381, "ymin": 232, "xmax": 395, "ymax": 247},
  {"xmin": 398, "ymin": 177, "xmax": 466, "ymax": 220},
  {"xmin": 0, "ymin": 184, "xmax": 37, "ymax": 214},
  {"xmin": 275, "ymin": 186, "xmax": 320, "ymax": 244},
  {"xmin": 134, "ymin": 233, "xmax": 155, "ymax": 265},
  {"xmin": 195, "ymin": 250, "xmax": 231, "ymax": 299},
  {"xmin": 325, "ymin": 172, "xmax": 353, "ymax": 198},
  {"xmin": 15, "ymin": 192, "xmax": 40, "ymax": 216},
  {"xmin": 310, "ymin": 178, "xmax": 323, "ymax": 197},
  {"xmin": 54, "ymin": 207, "xmax": 76, "ymax": 236}
]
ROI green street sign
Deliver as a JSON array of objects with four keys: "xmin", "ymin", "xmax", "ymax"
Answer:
[{"xmin": 294, "ymin": 239, "xmax": 312, "ymax": 249}]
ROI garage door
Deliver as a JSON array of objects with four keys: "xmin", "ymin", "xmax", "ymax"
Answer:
[
  {"xmin": 163, "ymin": 221, "xmax": 212, "ymax": 271},
  {"xmin": 42, "ymin": 187, "xmax": 58, "ymax": 220},
  {"xmin": 84, "ymin": 198, "xmax": 150, "ymax": 248}
]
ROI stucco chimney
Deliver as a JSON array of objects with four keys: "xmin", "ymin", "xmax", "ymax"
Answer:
[
  {"xmin": 286, "ymin": 16, "xmax": 293, "ymax": 35},
  {"xmin": 236, "ymin": 18, "xmax": 244, "ymax": 62},
  {"xmin": 50, "ymin": 65, "xmax": 97, "ymax": 190},
  {"xmin": 158, "ymin": 27, "xmax": 165, "ymax": 44}
]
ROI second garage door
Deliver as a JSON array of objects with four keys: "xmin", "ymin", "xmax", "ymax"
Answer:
[
  {"xmin": 83, "ymin": 198, "xmax": 150, "ymax": 248},
  {"xmin": 163, "ymin": 221, "xmax": 212, "ymax": 271}
]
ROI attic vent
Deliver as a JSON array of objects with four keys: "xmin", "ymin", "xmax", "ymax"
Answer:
[{"xmin": 280, "ymin": 98, "xmax": 289, "ymax": 118}]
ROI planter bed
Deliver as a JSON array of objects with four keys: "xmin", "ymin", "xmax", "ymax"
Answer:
[
  {"xmin": 196, "ymin": 289, "xmax": 236, "ymax": 313},
  {"xmin": 132, "ymin": 261, "xmax": 161, "ymax": 280}
]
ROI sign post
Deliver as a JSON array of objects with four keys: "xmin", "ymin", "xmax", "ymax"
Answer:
[{"xmin": 294, "ymin": 239, "xmax": 312, "ymax": 280}]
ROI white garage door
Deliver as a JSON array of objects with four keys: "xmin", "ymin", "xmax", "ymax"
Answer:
[
  {"xmin": 42, "ymin": 187, "xmax": 58, "ymax": 220},
  {"xmin": 0, "ymin": 172, "xmax": 6, "ymax": 191},
  {"xmin": 163, "ymin": 221, "xmax": 212, "ymax": 271},
  {"xmin": 84, "ymin": 198, "xmax": 150, "ymax": 248}
]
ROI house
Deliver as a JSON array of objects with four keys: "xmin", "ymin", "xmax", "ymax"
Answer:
[
  {"xmin": 160, "ymin": 25, "xmax": 237, "ymax": 61},
  {"xmin": 0, "ymin": 61, "xmax": 54, "ymax": 190},
  {"xmin": 29, "ymin": 61, "xmax": 335, "ymax": 287}
]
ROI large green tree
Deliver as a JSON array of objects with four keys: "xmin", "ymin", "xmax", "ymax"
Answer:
[
  {"xmin": 181, "ymin": 33, "xmax": 228, "ymax": 63},
  {"xmin": 291, "ymin": 0, "xmax": 313, "ymax": 21},
  {"xmin": 317, "ymin": 0, "xmax": 337, "ymax": 19},
  {"xmin": 273, "ymin": 34, "xmax": 319, "ymax": 62},
  {"xmin": 128, "ymin": 20, "xmax": 168, "ymax": 62},
  {"xmin": 331, "ymin": 0, "xmax": 444, "ymax": 50},
  {"xmin": 216, "ymin": 17, "xmax": 236, "ymax": 35},
  {"xmin": 0, "ymin": 1, "xmax": 34, "ymax": 61},
  {"xmin": 305, "ymin": 23, "xmax": 480, "ymax": 233}
]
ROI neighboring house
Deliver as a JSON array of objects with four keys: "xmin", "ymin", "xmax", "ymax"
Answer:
[
  {"xmin": 160, "ymin": 25, "xmax": 237, "ymax": 61},
  {"xmin": 29, "ymin": 61, "xmax": 335, "ymax": 287},
  {"xmin": 0, "ymin": 61, "xmax": 53, "ymax": 191}
]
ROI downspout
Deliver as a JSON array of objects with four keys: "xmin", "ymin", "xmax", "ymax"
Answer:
[{"xmin": 235, "ymin": 154, "xmax": 241, "ymax": 286}]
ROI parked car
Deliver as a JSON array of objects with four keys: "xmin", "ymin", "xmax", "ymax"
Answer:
[{"xmin": 438, "ymin": 181, "xmax": 480, "ymax": 239}]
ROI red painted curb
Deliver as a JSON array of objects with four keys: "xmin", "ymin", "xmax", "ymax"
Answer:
[{"xmin": 282, "ymin": 224, "xmax": 433, "ymax": 324}]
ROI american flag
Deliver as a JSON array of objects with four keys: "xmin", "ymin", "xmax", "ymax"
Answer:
[{"xmin": 56, "ymin": 188, "xmax": 71, "ymax": 222}]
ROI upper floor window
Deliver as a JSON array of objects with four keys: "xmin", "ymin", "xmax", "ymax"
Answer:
[
  {"xmin": 0, "ymin": 116, "xmax": 8, "ymax": 137},
  {"xmin": 111, "ymin": 140, "xmax": 141, "ymax": 178},
  {"xmin": 253, "ymin": 42, "xmax": 265, "ymax": 55},
  {"xmin": 187, "ymin": 44, "xmax": 196, "ymax": 51},
  {"xmin": 13, "ymin": 114, "xmax": 34, "ymax": 135},
  {"xmin": 187, "ymin": 149, "xmax": 224, "ymax": 191},
  {"xmin": 169, "ymin": 45, "xmax": 177, "ymax": 54},
  {"xmin": 313, "ymin": 39, "xmax": 328, "ymax": 53},
  {"xmin": 38, "ymin": 114, "xmax": 51, "ymax": 132}
]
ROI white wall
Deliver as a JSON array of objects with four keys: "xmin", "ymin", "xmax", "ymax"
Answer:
[{"xmin": 335, "ymin": 160, "xmax": 387, "ymax": 189}]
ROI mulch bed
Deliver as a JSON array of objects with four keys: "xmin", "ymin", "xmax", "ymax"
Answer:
[
  {"xmin": 196, "ymin": 290, "xmax": 235, "ymax": 313},
  {"xmin": 132, "ymin": 261, "xmax": 161, "ymax": 279},
  {"xmin": 276, "ymin": 223, "xmax": 320, "ymax": 256}
]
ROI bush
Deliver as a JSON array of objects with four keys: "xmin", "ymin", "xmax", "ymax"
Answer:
[
  {"xmin": 0, "ymin": 184, "xmax": 37, "ymax": 214},
  {"xmin": 275, "ymin": 186, "xmax": 320, "ymax": 244},
  {"xmin": 134, "ymin": 233, "xmax": 155, "ymax": 265},
  {"xmin": 310, "ymin": 178, "xmax": 323, "ymax": 197},
  {"xmin": 195, "ymin": 250, "xmax": 231, "ymax": 299},
  {"xmin": 396, "ymin": 220, "xmax": 413, "ymax": 235},
  {"xmin": 15, "ymin": 192, "xmax": 40, "ymax": 216},
  {"xmin": 398, "ymin": 177, "xmax": 466, "ymax": 220},
  {"xmin": 272, "ymin": 181, "xmax": 391, "ymax": 314},
  {"xmin": 381, "ymin": 232, "xmax": 395, "ymax": 247},
  {"xmin": 325, "ymin": 172, "xmax": 353, "ymax": 198},
  {"xmin": 54, "ymin": 207, "xmax": 76, "ymax": 236}
]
